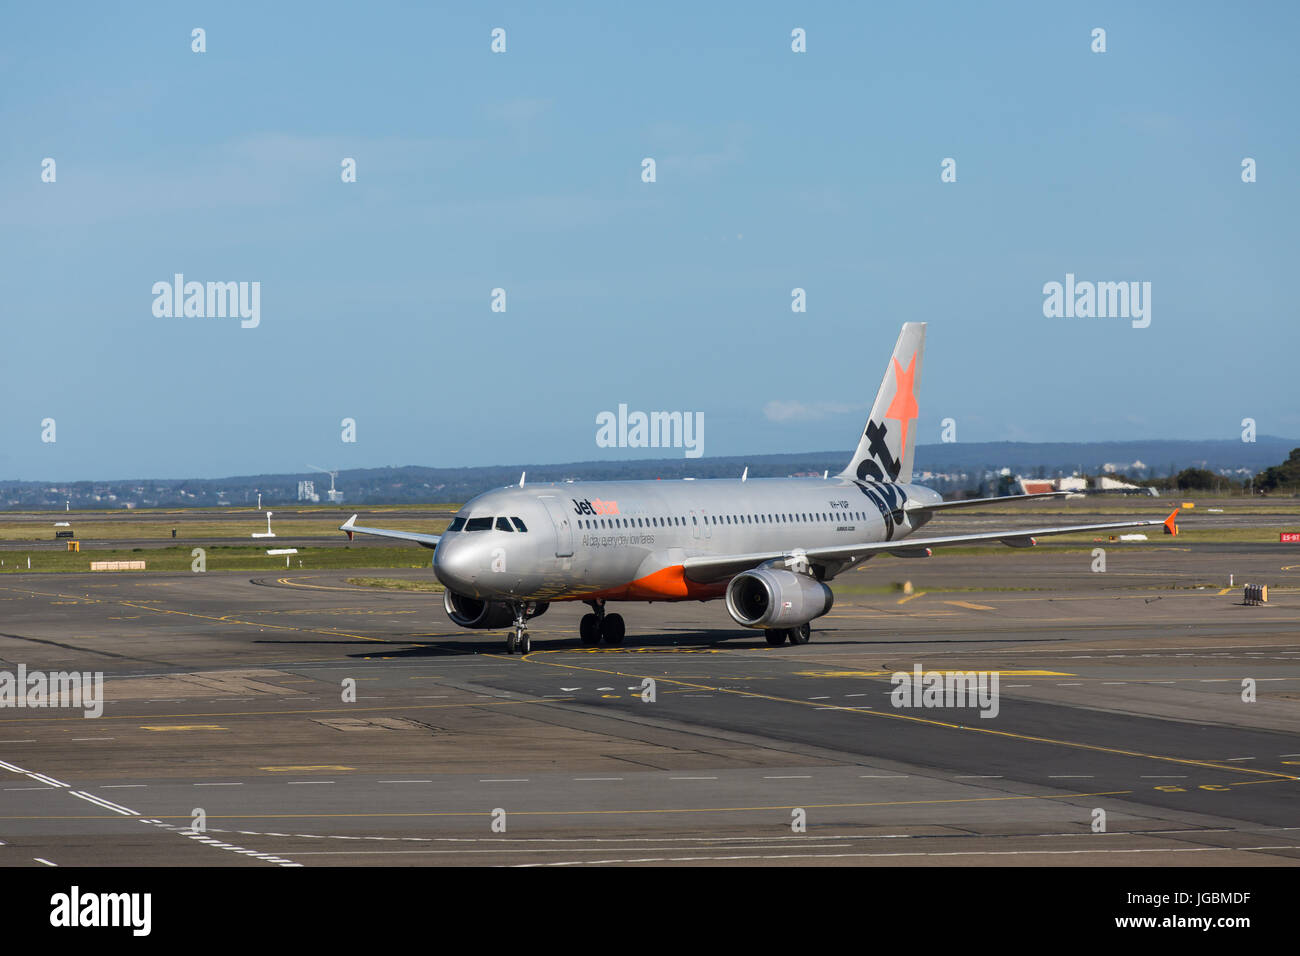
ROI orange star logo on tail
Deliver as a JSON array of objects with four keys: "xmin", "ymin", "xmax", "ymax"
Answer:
[{"xmin": 885, "ymin": 353, "xmax": 919, "ymax": 454}]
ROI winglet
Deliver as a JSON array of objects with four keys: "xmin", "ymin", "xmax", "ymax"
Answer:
[
  {"xmin": 341, "ymin": 514, "xmax": 357, "ymax": 541},
  {"xmin": 1163, "ymin": 508, "xmax": 1180, "ymax": 536}
]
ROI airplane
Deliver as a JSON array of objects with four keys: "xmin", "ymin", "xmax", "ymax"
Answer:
[{"xmin": 339, "ymin": 322, "xmax": 1179, "ymax": 654}]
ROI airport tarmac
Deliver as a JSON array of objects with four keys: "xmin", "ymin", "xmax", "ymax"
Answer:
[{"xmin": 0, "ymin": 544, "xmax": 1297, "ymax": 867}]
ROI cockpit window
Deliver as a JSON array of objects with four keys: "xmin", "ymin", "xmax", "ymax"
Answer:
[
  {"xmin": 448, "ymin": 517, "xmax": 466, "ymax": 532},
  {"xmin": 495, "ymin": 517, "xmax": 514, "ymax": 532},
  {"xmin": 465, "ymin": 517, "xmax": 493, "ymax": 532},
  {"xmin": 511, "ymin": 517, "xmax": 527, "ymax": 532}
]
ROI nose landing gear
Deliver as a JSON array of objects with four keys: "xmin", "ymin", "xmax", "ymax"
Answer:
[
  {"xmin": 580, "ymin": 600, "xmax": 625, "ymax": 646},
  {"xmin": 504, "ymin": 602, "xmax": 534, "ymax": 655}
]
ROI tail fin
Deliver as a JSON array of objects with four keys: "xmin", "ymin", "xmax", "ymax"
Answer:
[{"xmin": 841, "ymin": 322, "xmax": 926, "ymax": 484}]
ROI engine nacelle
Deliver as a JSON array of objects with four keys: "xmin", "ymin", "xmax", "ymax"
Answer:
[
  {"xmin": 443, "ymin": 590, "xmax": 515, "ymax": 629},
  {"xmin": 725, "ymin": 568, "xmax": 834, "ymax": 629}
]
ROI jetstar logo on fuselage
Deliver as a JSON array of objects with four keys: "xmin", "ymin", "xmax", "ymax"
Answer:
[{"xmin": 572, "ymin": 498, "xmax": 620, "ymax": 516}]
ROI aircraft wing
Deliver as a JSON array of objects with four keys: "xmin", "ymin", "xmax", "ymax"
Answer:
[
  {"xmin": 339, "ymin": 514, "xmax": 440, "ymax": 549},
  {"xmin": 682, "ymin": 510, "xmax": 1179, "ymax": 582},
  {"xmin": 905, "ymin": 491, "xmax": 1070, "ymax": 511}
]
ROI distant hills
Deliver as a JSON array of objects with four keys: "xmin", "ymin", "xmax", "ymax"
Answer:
[{"xmin": 2, "ymin": 437, "xmax": 1296, "ymax": 510}]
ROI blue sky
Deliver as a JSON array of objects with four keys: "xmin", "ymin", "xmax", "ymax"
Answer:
[{"xmin": 2, "ymin": 2, "xmax": 1297, "ymax": 480}]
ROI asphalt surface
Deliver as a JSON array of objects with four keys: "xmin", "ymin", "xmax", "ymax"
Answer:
[{"xmin": 1, "ymin": 543, "xmax": 1298, "ymax": 867}]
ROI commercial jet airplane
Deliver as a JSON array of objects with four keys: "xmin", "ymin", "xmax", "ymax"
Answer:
[{"xmin": 340, "ymin": 323, "xmax": 1178, "ymax": 653}]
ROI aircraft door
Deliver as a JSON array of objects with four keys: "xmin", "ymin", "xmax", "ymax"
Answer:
[{"xmin": 538, "ymin": 496, "xmax": 574, "ymax": 557}]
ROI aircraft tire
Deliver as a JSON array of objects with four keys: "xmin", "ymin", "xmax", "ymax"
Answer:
[
  {"xmin": 579, "ymin": 614, "xmax": 601, "ymax": 645},
  {"xmin": 600, "ymin": 613, "xmax": 625, "ymax": 646}
]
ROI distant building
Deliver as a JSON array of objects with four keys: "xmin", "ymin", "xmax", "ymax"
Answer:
[
  {"xmin": 297, "ymin": 480, "xmax": 320, "ymax": 503},
  {"xmin": 1018, "ymin": 474, "xmax": 1156, "ymax": 496}
]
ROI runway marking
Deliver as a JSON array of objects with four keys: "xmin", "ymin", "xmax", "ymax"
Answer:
[
  {"xmin": 7, "ymin": 785, "xmax": 1149, "ymax": 823},
  {"xmin": 896, "ymin": 592, "xmax": 927, "ymax": 605},
  {"xmin": 519, "ymin": 657, "xmax": 1300, "ymax": 784},
  {"xmin": 0, "ymin": 582, "xmax": 398, "ymax": 646},
  {"xmin": 514, "ymin": 845, "xmax": 1300, "ymax": 866},
  {"xmin": 0, "ymin": 696, "xmax": 576, "ymax": 725},
  {"xmin": 944, "ymin": 601, "xmax": 996, "ymax": 611},
  {"xmin": 70, "ymin": 790, "xmax": 135, "ymax": 815},
  {"xmin": 260, "ymin": 766, "xmax": 354, "ymax": 773},
  {"xmin": 794, "ymin": 670, "xmax": 1074, "ymax": 678},
  {"xmin": 140, "ymin": 725, "xmax": 228, "ymax": 732},
  {"xmin": 34, "ymin": 858, "xmax": 56, "ymax": 867}
]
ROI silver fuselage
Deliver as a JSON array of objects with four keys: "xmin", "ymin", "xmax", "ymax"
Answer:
[{"xmin": 433, "ymin": 477, "xmax": 940, "ymax": 603}]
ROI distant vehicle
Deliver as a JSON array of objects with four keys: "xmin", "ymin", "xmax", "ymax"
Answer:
[{"xmin": 342, "ymin": 323, "xmax": 1178, "ymax": 653}]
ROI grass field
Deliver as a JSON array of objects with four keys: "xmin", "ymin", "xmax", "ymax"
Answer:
[
  {"xmin": 0, "ymin": 546, "xmax": 433, "ymax": 574},
  {"xmin": 347, "ymin": 576, "xmax": 444, "ymax": 592},
  {"xmin": 0, "ymin": 517, "xmax": 450, "ymax": 542},
  {"xmin": 0, "ymin": 498, "xmax": 1294, "ymax": 573}
]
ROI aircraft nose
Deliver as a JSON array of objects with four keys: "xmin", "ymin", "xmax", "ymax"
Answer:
[{"xmin": 433, "ymin": 537, "xmax": 479, "ymax": 593}]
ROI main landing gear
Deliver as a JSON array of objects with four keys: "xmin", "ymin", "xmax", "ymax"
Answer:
[
  {"xmin": 764, "ymin": 622, "xmax": 812, "ymax": 647},
  {"xmin": 579, "ymin": 600, "xmax": 625, "ymax": 646}
]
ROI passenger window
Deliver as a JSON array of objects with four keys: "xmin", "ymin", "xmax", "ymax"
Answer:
[
  {"xmin": 448, "ymin": 517, "xmax": 466, "ymax": 532},
  {"xmin": 496, "ymin": 517, "xmax": 514, "ymax": 532},
  {"xmin": 465, "ymin": 517, "xmax": 493, "ymax": 532}
]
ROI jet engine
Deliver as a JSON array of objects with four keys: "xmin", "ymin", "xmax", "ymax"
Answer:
[
  {"xmin": 724, "ymin": 568, "xmax": 834, "ymax": 629},
  {"xmin": 443, "ymin": 590, "xmax": 516, "ymax": 629},
  {"xmin": 442, "ymin": 591, "xmax": 548, "ymax": 628}
]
